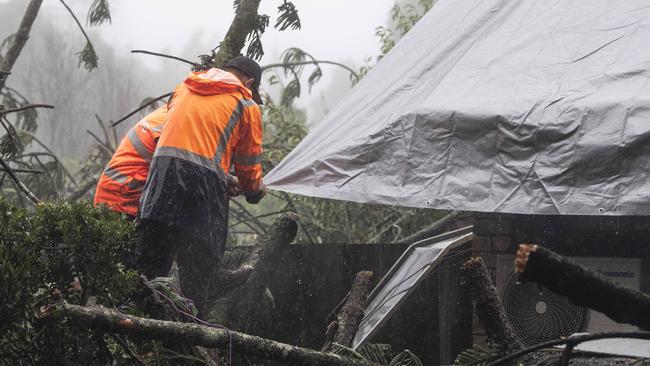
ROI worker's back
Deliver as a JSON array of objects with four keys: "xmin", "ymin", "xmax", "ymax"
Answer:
[
  {"xmin": 154, "ymin": 68, "xmax": 262, "ymax": 192},
  {"xmin": 94, "ymin": 105, "xmax": 167, "ymax": 216}
]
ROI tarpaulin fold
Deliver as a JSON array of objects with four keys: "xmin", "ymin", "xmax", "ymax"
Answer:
[{"xmin": 264, "ymin": 0, "xmax": 650, "ymax": 215}]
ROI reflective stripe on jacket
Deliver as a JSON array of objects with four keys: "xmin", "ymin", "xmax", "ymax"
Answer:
[
  {"xmin": 154, "ymin": 68, "xmax": 263, "ymax": 193},
  {"xmin": 94, "ymin": 105, "xmax": 168, "ymax": 216}
]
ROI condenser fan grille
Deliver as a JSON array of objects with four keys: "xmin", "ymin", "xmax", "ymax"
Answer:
[{"xmin": 501, "ymin": 272, "xmax": 589, "ymax": 346}]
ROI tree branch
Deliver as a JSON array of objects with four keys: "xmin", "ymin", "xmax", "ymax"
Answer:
[
  {"xmin": 212, "ymin": 0, "xmax": 263, "ymax": 67},
  {"xmin": 68, "ymin": 178, "xmax": 98, "ymax": 202},
  {"xmin": 0, "ymin": 104, "xmax": 54, "ymax": 116},
  {"xmin": 46, "ymin": 301, "xmax": 376, "ymax": 366},
  {"xmin": 110, "ymin": 93, "xmax": 171, "ymax": 128},
  {"xmin": 0, "ymin": 168, "xmax": 43, "ymax": 174},
  {"xmin": 86, "ymin": 130, "xmax": 114, "ymax": 157},
  {"xmin": 58, "ymin": 0, "xmax": 98, "ymax": 70},
  {"xmin": 131, "ymin": 50, "xmax": 198, "ymax": 67},
  {"xmin": 262, "ymin": 60, "xmax": 358, "ymax": 78},
  {"xmin": 0, "ymin": 0, "xmax": 44, "ymax": 91},
  {"xmin": 0, "ymin": 156, "xmax": 40, "ymax": 204}
]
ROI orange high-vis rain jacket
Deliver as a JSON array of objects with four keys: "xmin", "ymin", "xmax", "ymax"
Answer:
[
  {"xmin": 153, "ymin": 68, "xmax": 263, "ymax": 192},
  {"xmin": 93, "ymin": 105, "xmax": 168, "ymax": 216}
]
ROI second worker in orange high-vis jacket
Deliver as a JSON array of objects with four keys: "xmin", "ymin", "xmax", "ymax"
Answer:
[
  {"xmin": 93, "ymin": 105, "xmax": 168, "ymax": 217},
  {"xmin": 137, "ymin": 56, "xmax": 266, "ymax": 315}
]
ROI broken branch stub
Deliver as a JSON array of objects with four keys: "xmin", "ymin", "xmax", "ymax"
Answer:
[
  {"xmin": 461, "ymin": 257, "xmax": 521, "ymax": 355},
  {"xmin": 515, "ymin": 244, "xmax": 650, "ymax": 330},
  {"xmin": 333, "ymin": 271, "xmax": 374, "ymax": 348}
]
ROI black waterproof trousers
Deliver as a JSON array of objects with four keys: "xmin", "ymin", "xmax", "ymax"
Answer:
[{"xmin": 136, "ymin": 156, "xmax": 229, "ymax": 315}]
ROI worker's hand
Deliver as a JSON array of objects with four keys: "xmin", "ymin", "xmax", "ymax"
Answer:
[
  {"xmin": 244, "ymin": 183, "xmax": 267, "ymax": 204},
  {"xmin": 226, "ymin": 174, "xmax": 242, "ymax": 197}
]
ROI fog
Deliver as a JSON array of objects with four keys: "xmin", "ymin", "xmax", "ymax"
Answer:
[{"xmin": 0, "ymin": 0, "xmax": 395, "ymax": 157}]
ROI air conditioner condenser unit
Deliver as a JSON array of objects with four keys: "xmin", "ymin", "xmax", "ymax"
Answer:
[{"xmin": 495, "ymin": 255, "xmax": 648, "ymax": 346}]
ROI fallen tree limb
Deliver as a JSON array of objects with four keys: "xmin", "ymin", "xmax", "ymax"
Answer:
[
  {"xmin": 394, "ymin": 211, "xmax": 464, "ymax": 245},
  {"xmin": 461, "ymin": 257, "xmax": 521, "ymax": 355},
  {"xmin": 209, "ymin": 214, "xmax": 297, "ymax": 332},
  {"xmin": 484, "ymin": 331, "xmax": 650, "ymax": 366},
  {"xmin": 333, "ymin": 271, "xmax": 374, "ymax": 348},
  {"xmin": 46, "ymin": 302, "xmax": 377, "ymax": 366},
  {"xmin": 516, "ymin": 244, "xmax": 650, "ymax": 330}
]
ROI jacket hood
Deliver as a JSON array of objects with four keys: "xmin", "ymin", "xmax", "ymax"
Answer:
[{"xmin": 184, "ymin": 68, "xmax": 253, "ymax": 98}]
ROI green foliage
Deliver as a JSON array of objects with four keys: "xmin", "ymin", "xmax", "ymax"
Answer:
[
  {"xmin": 0, "ymin": 199, "xmax": 137, "ymax": 364},
  {"xmin": 453, "ymin": 344, "xmax": 496, "ymax": 366},
  {"xmin": 87, "ymin": 0, "xmax": 111, "ymax": 26},
  {"xmin": 330, "ymin": 343, "xmax": 422, "ymax": 366},
  {"xmin": 358, "ymin": 343, "xmax": 394, "ymax": 364},
  {"xmin": 246, "ymin": 14, "xmax": 270, "ymax": 61},
  {"xmin": 275, "ymin": 0, "xmax": 301, "ymax": 31},
  {"xmin": 389, "ymin": 349, "xmax": 423, "ymax": 366},
  {"xmin": 77, "ymin": 41, "xmax": 98, "ymax": 71}
]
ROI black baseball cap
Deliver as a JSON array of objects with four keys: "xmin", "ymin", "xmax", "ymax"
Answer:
[{"xmin": 224, "ymin": 56, "xmax": 263, "ymax": 105}]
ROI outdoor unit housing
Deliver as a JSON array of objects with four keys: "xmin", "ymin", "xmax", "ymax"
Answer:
[{"xmin": 496, "ymin": 255, "xmax": 649, "ymax": 346}]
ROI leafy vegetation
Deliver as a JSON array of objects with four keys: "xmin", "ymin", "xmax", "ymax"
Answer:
[{"xmin": 0, "ymin": 199, "xmax": 137, "ymax": 364}]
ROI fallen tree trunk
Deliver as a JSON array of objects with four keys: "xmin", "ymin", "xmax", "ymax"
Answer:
[
  {"xmin": 333, "ymin": 271, "xmax": 374, "ymax": 348},
  {"xmin": 461, "ymin": 257, "xmax": 521, "ymax": 355},
  {"xmin": 209, "ymin": 214, "xmax": 298, "ymax": 332},
  {"xmin": 516, "ymin": 244, "xmax": 650, "ymax": 330},
  {"xmin": 45, "ymin": 302, "xmax": 378, "ymax": 366}
]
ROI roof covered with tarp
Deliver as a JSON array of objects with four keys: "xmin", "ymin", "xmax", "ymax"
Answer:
[{"xmin": 264, "ymin": 0, "xmax": 650, "ymax": 215}]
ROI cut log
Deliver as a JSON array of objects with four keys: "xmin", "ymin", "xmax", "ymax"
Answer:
[
  {"xmin": 44, "ymin": 302, "xmax": 379, "ymax": 366},
  {"xmin": 515, "ymin": 244, "xmax": 650, "ymax": 330},
  {"xmin": 208, "ymin": 214, "xmax": 298, "ymax": 332},
  {"xmin": 333, "ymin": 271, "xmax": 374, "ymax": 348},
  {"xmin": 461, "ymin": 257, "xmax": 521, "ymax": 354}
]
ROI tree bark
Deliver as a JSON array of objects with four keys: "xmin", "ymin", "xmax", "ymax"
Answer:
[
  {"xmin": 0, "ymin": 0, "xmax": 43, "ymax": 91},
  {"xmin": 208, "ymin": 214, "xmax": 298, "ymax": 332},
  {"xmin": 394, "ymin": 211, "xmax": 465, "ymax": 245},
  {"xmin": 461, "ymin": 257, "xmax": 521, "ymax": 355},
  {"xmin": 516, "ymin": 244, "xmax": 650, "ymax": 330},
  {"xmin": 45, "ymin": 302, "xmax": 379, "ymax": 366},
  {"xmin": 212, "ymin": 0, "xmax": 262, "ymax": 67},
  {"xmin": 333, "ymin": 271, "xmax": 374, "ymax": 348}
]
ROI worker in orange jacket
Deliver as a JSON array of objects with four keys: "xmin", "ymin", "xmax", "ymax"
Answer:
[
  {"xmin": 94, "ymin": 105, "xmax": 169, "ymax": 218},
  {"xmin": 137, "ymin": 56, "xmax": 266, "ymax": 315}
]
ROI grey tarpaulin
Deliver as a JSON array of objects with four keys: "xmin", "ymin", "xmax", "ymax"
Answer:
[{"xmin": 264, "ymin": 0, "xmax": 650, "ymax": 215}]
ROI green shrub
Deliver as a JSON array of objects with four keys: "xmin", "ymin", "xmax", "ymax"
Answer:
[{"xmin": 0, "ymin": 199, "xmax": 137, "ymax": 364}]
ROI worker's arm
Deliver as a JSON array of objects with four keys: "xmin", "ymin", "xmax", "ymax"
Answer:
[{"xmin": 233, "ymin": 105, "xmax": 265, "ymax": 204}]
